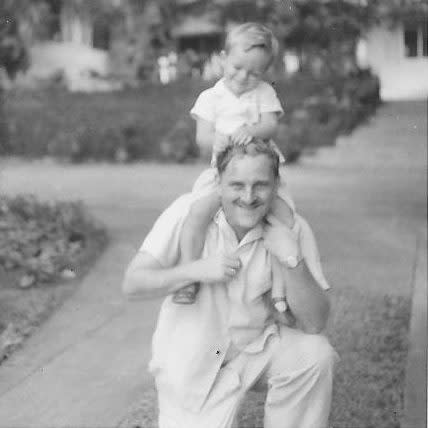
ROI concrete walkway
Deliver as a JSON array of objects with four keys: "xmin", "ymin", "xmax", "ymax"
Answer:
[{"xmin": 0, "ymin": 101, "xmax": 426, "ymax": 427}]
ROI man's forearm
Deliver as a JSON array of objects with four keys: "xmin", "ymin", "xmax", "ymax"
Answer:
[
  {"xmin": 123, "ymin": 261, "xmax": 197, "ymax": 300},
  {"xmin": 281, "ymin": 261, "xmax": 330, "ymax": 333}
]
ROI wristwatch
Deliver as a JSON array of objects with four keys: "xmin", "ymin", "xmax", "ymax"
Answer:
[{"xmin": 285, "ymin": 254, "xmax": 303, "ymax": 268}]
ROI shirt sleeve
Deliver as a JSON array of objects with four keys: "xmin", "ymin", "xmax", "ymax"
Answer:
[
  {"xmin": 190, "ymin": 88, "xmax": 216, "ymax": 124},
  {"xmin": 258, "ymin": 82, "xmax": 284, "ymax": 117},
  {"xmin": 296, "ymin": 214, "xmax": 331, "ymax": 290},
  {"xmin": 139, "ymin": 194, "xmax": 192, "ymax": 267}
]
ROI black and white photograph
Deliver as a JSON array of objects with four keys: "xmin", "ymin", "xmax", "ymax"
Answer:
[{"xmin": 0, "ymin": 1, "xmax": 426, "ymax": 427}]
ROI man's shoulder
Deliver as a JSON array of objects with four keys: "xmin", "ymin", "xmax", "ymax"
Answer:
[
  {"xmin": 139, "ymin": 193, "xmax": 193, "ymax": 262},
  {"xmin": 144, "ymin": 193, "xmax": 192, "ymax": 238},
  {"xmin": 168, "ymin": 193, "xmax": 193, "ymax": 211}
]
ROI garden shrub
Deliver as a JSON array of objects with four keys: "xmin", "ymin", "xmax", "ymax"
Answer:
[
  {"xmin": 2, "ymin": 72, "xmax": 379, "ymax": 163},
  {"xmin": 3, "ymin": 80, "xmax": 207, "ymax": 162},
  {"xmin": 274, "ymin": 69, "xmax": 380, "ymax": 162},
  {"xmin": 159, "ymin": 116, "xmax": 199, "ymax": 163},
  {"xmin": 47, "ymin": 121, "xmax": 149, "ymax": 163},
  {"xmin": 0, "ymin": 86, "xmax": 9, "ymax": 154},
  {"xmin": 0, "ymin": 195, "xmax": 107, "ymax": 287}
]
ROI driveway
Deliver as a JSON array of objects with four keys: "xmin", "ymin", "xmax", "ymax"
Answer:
[{"xmin": 0, "ymin": 101, "xmax": 426, "ymax": 427}]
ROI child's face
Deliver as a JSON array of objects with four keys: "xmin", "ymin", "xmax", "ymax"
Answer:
[{"xmin": 222, "ymin": 46, "xmax": 271, "ymax": 96}]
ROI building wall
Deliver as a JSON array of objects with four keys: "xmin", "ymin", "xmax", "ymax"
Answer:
[{"xmin": 361, "ymin": 23, "xmax": 428, "ymax": 100}]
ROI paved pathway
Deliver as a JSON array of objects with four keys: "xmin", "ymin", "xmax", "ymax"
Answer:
[{"xmin": 0, "ymin": 101, "xmax": 426, "ymax": 427}]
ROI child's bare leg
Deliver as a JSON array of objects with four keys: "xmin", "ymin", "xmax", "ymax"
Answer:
[
  {"xmin": 271, "ymin": 197, "xmax": 295, "ymax": 229},
  {"xmin": 173, "ymin": 191, "xmax": 221, "ymax": 304},
  {"xmin": 271, "ymin": 256, "xmax": 288, "ymax": 312},
  {"xmin": 271, "ymin": 257, "xmax": 296, "ymax": 327},
  {"xmin": 270, "ymin": 196, "xmax": 295, "ymax": 313}
]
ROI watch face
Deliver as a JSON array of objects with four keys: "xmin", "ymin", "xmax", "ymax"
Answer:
[{"xmin": 287, "ymin": 255, "xmax": 298, "ymax": 268}]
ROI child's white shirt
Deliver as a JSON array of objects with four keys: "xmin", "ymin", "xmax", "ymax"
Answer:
[
  {"xmin": 190, "ymin": 78, "xmax": 284, "ymax": 138},
  {"xmin": 188, "ymin": 78, "xmax": 297, "ymax": 302},
  {"xmin": 190, "ymin": 77, "xmax": 294, "ymax": 211}
]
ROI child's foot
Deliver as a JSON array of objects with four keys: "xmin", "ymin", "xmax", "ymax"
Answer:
[
  {"xmin": 173, "ymin": 283, "xmax": 200, "ymax": 304},
  {"xmin": 272, "ymin": 198, "xmax": 295, "ymax": 229}
]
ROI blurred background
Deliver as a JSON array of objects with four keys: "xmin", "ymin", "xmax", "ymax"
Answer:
[
  {"xmin": 0, "ymin": 1, "xmax": 426, "ymax": 428},
  {"xmin": 3, "ymin": 0, "xmax": 427, "ymax": 163}
]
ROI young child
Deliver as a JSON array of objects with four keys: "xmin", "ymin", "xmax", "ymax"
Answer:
[{"xmin": 173, "ymin": 22, "xmax": 295, "ymax": 312}]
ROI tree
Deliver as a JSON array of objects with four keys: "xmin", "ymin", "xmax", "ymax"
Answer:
[
  {"xmin": 281, "ymin": 0, "xmax": 369, "ymax": 76},
  {"xmin": 0, "ymin": 3, "xmax": 29, "ymax": 78}
]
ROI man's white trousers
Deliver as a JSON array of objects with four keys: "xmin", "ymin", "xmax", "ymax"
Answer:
[{"xmin": 156, "ymin": 326, "xmax": 339, "ymax": 428}]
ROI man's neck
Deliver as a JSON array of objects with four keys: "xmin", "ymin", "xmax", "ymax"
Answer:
[{"xmin": 218, "ymin": 212, "xmax": 264, "ymax": 247}]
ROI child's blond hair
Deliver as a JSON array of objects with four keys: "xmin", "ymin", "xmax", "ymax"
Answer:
[{"xmin": 224, "ymin": 22, "xmax": 279, "ymax": 66}]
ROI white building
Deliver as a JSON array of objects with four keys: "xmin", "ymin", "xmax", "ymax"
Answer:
[{"xmin": 358, "ymin": 15, "xmax": 428, "ymax": 100}]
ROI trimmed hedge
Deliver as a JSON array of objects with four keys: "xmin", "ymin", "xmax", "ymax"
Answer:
[
  {"xmin": 3, "ymin": 80, "xmax": 207, "ymax": 162},
  {"xmin": 274, "ymin": 70, "xmax": 380, "ymax": 162},
  {"xmin": 1, "ymin": 71, "xmax": 379, "ymax": 163},
  {"xmin": 0, "ymin": 87, "xmax": 9, "ymax": 153}
]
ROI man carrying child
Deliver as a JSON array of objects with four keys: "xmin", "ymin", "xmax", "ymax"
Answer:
[{"xmin": 123, "ymin": 140, "xmax": 338, "ymax": 428}]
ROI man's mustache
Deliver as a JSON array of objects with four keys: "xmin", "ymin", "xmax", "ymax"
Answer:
[{"xmin": 235, "ymin": 199, "xmax": 262, "ymax": 208}]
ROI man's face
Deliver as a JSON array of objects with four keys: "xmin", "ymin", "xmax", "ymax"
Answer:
[{"xmin": 218, "ymin": 153, "xmax": 278, "ymax": 240}]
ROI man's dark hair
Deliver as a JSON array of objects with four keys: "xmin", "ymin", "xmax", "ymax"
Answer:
[{"xmin": 216, "ymin": 139, "xmax": 280, "ymax": 178}]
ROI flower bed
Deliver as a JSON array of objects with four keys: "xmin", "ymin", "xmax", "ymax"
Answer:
[{"xmin": 0, "ymin": 195, "xmax": 107, "ymax": 362}]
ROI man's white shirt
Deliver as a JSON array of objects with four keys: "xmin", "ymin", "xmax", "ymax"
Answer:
[{"xmin": 140, "ymin": 194, "xmax": 330, "ymax": 411}]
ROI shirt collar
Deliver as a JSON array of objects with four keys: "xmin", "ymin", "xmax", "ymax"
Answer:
[
  {"xmin": 213, "ymin": 78, "xmax": 243, "ymax": 99},
  {"xmin": 213, "ymin": 78, "xmax": 227, "ymax": 92},
  {"xmin": 214, "ymin": 209, "xmax": 264, "ymax": 248},
  {"xmin": 213, "ymin": 78, "xmax": 259, "ymax": 99}
]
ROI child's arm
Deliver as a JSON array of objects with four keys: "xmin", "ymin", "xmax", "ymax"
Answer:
[
  {"xmin": 231, "ymin": 112, "xmax": 279, "ymax": 145},
  {"xmin": 272, "ymin": 196, "xmax": 295, "ymax": 229},
  {"xmin": 195, "ymin": 117, "xmax": 216, "ymax": 158},
  {"xmin": 246, "ymin": 112, "xmax": 279, "ymax": 139}
]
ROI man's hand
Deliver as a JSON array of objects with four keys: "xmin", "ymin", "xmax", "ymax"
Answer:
[
  {"xmin": 263, "ymin": 215, "xmax": 301, "ymax": 264},
  {"xmin": 230, "ymin": 125, "xmax": 253, "ymax": 145},
  {"xmin": 189, "ymin": 253, "xmax": 241, "ymax": 284}
]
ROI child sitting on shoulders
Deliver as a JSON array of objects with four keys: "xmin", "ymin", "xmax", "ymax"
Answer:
[{"xmin": 174, "ymin": 22, "xmax": 296, "ymax": 313}]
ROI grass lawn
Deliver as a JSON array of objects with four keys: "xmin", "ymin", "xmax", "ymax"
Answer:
[{"xmin": 119, "ymin": 287, "xmax": 410, "ymax": 428}]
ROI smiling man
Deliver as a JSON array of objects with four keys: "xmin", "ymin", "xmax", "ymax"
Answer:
[{"xmin": 122, "ymin": 140, "xmax": 338, "ymax": 428}]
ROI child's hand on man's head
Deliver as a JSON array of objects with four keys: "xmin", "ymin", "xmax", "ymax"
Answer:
[
  {"xmin": 214, "ymin": 132, "xmax": 231, "ymax": 153},
  {"xmin": 230, "ymin": 125, "xmax": 253, "ymax": 145}
]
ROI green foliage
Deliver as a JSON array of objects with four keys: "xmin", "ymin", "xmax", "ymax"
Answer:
[
  {"xmin": 283, "ymin": 0, "xmax": 368, "ymax": 49},
  {"xmin": 0, "ymin": 3, "xmax": 30, "ymax": 150},
  {"xmin": 0, "ymin": 87, "xmax": 8, "ymax": 152},
  {"xmin": 3, "ymin": 80, "xmax": 207, "ymax": 162},
  {"xmin": 159, "ymin": 116, "xmax": 199, "ymax": 163},
  {"xmin": 274, "ymin": 69, "xmax": 380, "ymax": 162},
  {"xmin": 0, "ymin": 195, "xmax": 107, "ymax": 287},
  {"xmin": 0, "ymin": 4, "xmax": 29, "ymax": 78},
  {"xmin": 2, "ymin": 72, "xmax": 379, "ymax": 163}
]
